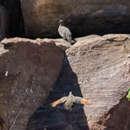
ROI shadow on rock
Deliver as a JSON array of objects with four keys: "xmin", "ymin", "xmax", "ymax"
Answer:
[
  {"xmin": 103, "ymin": 96, "xmax": 130, "ymax": 130},
  {"xmin": 27, "ymin": 53, "xmax": 89, "ymax": 130}
]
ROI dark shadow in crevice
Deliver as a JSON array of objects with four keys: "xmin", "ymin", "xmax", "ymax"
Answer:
[
  {"xmin": 98, "ymin": 95, "xmax": 130, "ymax": 130},
  {"xmin": 27, "ymin": 53, "xmax": 89, "ymax": 130},
  {"xmin": 67, "ymin": 15, "xmax": 130, "ymax": 38},
  {"xmin": 25, "ymin": 14, "xmax": 130, "ymax": 39},
  {"xmin": 1, "ymin": 0, "xmax": 25, "ymax": 37}
]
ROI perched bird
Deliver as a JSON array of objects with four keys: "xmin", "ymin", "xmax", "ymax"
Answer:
[
  {"xmin": 58, "ymin": 19, "xmax": 76, "ymax": 45},
  {"xmin": 51, "ymin": 92, "xmax": 91, "ymax": 110}
]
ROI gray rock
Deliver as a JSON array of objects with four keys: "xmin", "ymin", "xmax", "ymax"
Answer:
[{"xmin": 66, "ymin": 34, "xmax": 130, "ymax": 130}]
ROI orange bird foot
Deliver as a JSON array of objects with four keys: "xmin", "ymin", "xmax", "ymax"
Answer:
[
  {"xmin": 80, "ymin": 99, "xmax": 91, "ymax": 105},
  {"xmin": 51, "ymin": 99, "xmax": 62, "ymax": 107}
]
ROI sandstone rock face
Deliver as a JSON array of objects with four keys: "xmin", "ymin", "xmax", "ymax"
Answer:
[
  {"xmin": 66, "ymin": 34, "xmax": 130, "ymax": 129},
  {"xmin": 21, "ymin": 0, "xmax": 130, "ymax": 38},
  {"xmin": 33, "ymin": 34, "xmax": 130, "ymax": 130},
  {"xmin": 37, "ymin": 38, "xmax": 71, "ymax": 51},
  {"xmin": 0, "ymin": 38, "xmax": 64, "ymax": 130}
]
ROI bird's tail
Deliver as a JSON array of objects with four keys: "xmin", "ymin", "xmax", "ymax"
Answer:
[{"xmin": 70, "ymin": 39, "xmax": 76, "ymax": 45}]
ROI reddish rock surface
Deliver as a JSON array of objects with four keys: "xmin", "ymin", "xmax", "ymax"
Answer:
[{"xmin": 0, "ymin": 38, "xmax": 64, "ymax": 130}]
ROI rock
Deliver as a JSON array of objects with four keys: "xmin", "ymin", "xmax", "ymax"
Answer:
[
  {"xmin": 53, "ymin": 39, "xmax": 71, "ymax": 50},
  {"xmin": 21, "ymin": 0, "xmax": 130, "ymax": 38},
  {"xmin": 66, "ymin": 34, "xmax": 130, "ymax": 129},
  {"xmin": 35, "ymin": 34, "xmax": 130, "ymax": 130},
  {"xmin": 0, "ymin": 37, "xmax": 64, "ymax": 130},
  {"xmin": 37, "ymin": 38, "xmax": 71, "ymax": 51},
  {"xmin": 75, "ymin": 35, "xmax": 104, "ymax": 46}
]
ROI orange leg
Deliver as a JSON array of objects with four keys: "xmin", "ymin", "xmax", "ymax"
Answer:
[
  {"xmin": 80, "ymin": 99, "xmax": 91, "ymax": 105},
  {"xmin": 51, "ymin": 99, "xmax": 62, "ymax": 107}
]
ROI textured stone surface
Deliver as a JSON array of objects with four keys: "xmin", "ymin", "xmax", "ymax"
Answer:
[
  {"xmin": 0, "ymin": 38, "xmax": 64, "ymax": 130},
  {"xmin": 21, "ymin": 0, "xmax": 130, "ymax": 38},
  {"xmin": 66, "ymin": 34, "xmax": 130, "ymax": 129},
  {"xmin": 30, "ymin": 34, "xmax": 130, "ymax": 130},
  {"xmin": 36, "ymin": 38, "xmax": 71, "ymax": 51},
  {"xmin": 0, "ymin": 34, "xmax": 130, "ymax": 130}
]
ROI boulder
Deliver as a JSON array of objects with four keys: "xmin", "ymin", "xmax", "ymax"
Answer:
[
  {"xmin": 66, "ymin": 34, "xmax": 130, "ymax": 129},
  {"xmin": 0, "ymin": 37, "xmax": 64, "ymax": 130},
  {"xmin": 36, "ymin": 38, "xmax": 71, "ymax": 51},
  {"xmin": 34, "ymin": 34, "xmax": 130, "ymax": 130},
  {"xmin": 21, "ymin": 0, "xmax": 130, "ymax": 38}
]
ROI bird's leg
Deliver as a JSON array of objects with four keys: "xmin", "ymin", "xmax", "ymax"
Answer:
[
  {"xmin": 51, "ymin": 99, "xmax": 62, "ymax": 107},
  {"xmin": 51, "ymin": 97, "xmax": 67, "ymax": 107},
  {"xmin": 80, "ymin": 99, "xmax": 91, "ymax": 105}
]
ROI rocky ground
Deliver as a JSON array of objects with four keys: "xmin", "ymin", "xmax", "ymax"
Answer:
[{"xmin": 0, "ymin": 34, "xmax": 130, "ymax": 130}]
